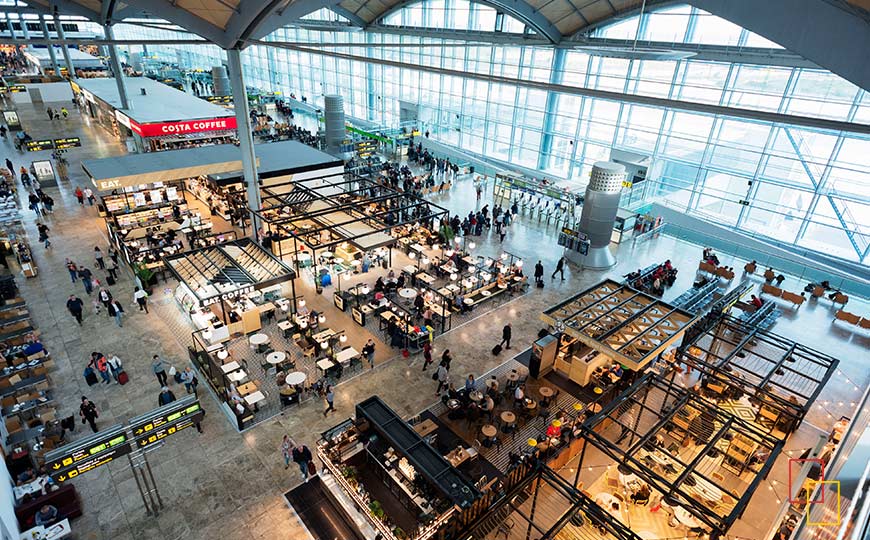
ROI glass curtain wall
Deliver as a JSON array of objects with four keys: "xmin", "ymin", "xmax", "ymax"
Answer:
[{"xmin": 111, "ymin": 3, "xmax": 870, "ymax": 264}]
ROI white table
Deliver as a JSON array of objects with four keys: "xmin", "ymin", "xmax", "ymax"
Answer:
[
  {"xmin": 220, "ymin": 361, "xmax": 241, "ymax": 373},
  {"xmin": 311, "ymin": 329, "xmax": 334, "ymax": 343},
  {"xmin": 285, "ymin": 371, "xmax": 307, "ymax": 386},
  {"xmin": 19, "ymin": 518, "xmax": 71, "ymax": 540},
  {"xmin": 335, "ymin": 347, "xmax": 360, "ymax": 365},
  {"xmin": 227, "ymin": 370, "xmax": 247, "ymax": 382},
  {"xmin": 674, "ymin": 506, "xmax": 701, "ymax": 528},
  {"xmin": 402, "ymin": 264, "xmax": 418, "ymax": 274},
  {"xmin": 398, "ymin": 288, "xmax": 417, "ymax": 299},
  {"xmin": 277, "ymin": 320, "xmax": 294, "ymax": 332},
  {"xmin": 481, "ymin": 289, "xmax": 491, "ymax": 297},
  {"xmin": 244, "ymin": 391, "xmax": 266, "ymax": 406},
  {"xmin": 13, "ymin": 477, "xmax": 47, "ymax": 500},
  {"xmin": 249, "ymin": 333, "xmax": 270, "ymax": 346},
  {"xmin": 317, "ymin": 358, "xmax": 335, "ymax": 373},
  {"xmin": 593, "ymin": 492, "xmax": 623, "ymax": 519},
  {"xmin": 417, "ymin": 273, "xmax": 436, "ymax": 284},
  {"xmin": 267, "ymin": 351, "xmax": 287, "ymax": 364}
]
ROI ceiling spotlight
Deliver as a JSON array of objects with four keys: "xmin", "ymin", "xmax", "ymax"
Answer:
[{"xmin": 298, "ymin": 299, "xmax": 306, "ymax": 308}]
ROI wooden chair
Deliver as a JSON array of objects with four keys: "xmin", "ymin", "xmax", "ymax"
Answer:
[
  {"xmin": 712, "ymin": 472, "xmax": 725, "ymax": 483},
  {"xmin": 811, "ymin": 286, "xmax": 825, "ymax": 298},
  {"xmin": 859, "ymin": 318, "xmax": 870, "ymax": 330},
  {"xmin": 834, "ymin": 310, "xmax": 860, "ymax": 325},
  {"xmin": 761, "ymin": 283, "xmax": 782, "ymax": 297},
  {"xmin": 832, "ymin": 292, "xmax": 849, "ymax": 305},
  {"xmin": 744, "ymin": 262, "xmax": 756, "ymax": 274},
  {"xmin": 763, "ymin": 269, "xmax": 775, "ymax": 282},
  {"xmin": 606, "ymin": 475, "xmax": 619, "ymax": 491}
]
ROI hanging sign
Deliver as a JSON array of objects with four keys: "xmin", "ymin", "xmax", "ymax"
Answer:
[
  {"xmin": 45, "ymin": 426, "xmax": 132, "ymax": 483},
  {"xmin": 25, "ymin": 140, "xmax": 55, "ymax": 152},
  {"xmin": 129, "ymin": 116, "xmax": 237, "ymax": 137},
  {"xmin": 8, "ymin": 85, "xmax": 26, "ymax": 93},
  {"xmin": 130, "ymin": 398, "xmax": 204, "ymax": 450},
  {"xmin": 53, "ymin": 137, "xmax": 81, "ymax": 149}
]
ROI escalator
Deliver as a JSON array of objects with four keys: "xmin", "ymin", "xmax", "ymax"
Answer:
[{"xmin": 284, "ymin": 476, "xmax": 366, "ymax": 540}]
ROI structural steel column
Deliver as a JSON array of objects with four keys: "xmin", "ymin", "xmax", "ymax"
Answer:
[
  {"xmin": 537, "ymin": 47, "xmax": 567, "ymax": 171},
  {"xmin": 103, "ymin": 25, "xmax": 129, "ymax": 109},
  {"xmin": 226, "ymin": 48, "xmax": 261, "ymax": 233},
  {"xmin": 53, "ymin": 13, "xmax": 74, "ymax": 77},
  {"xmin": 39, "ymin": 16, "xmax": 60, "ymax": 76},
  {"xmin": 20, "ymin": 15, "xmax": 31, "ymax": 48}
]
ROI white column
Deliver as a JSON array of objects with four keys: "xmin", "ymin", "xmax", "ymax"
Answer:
[
  {"xmin": 39, "ymin": 16, "xmax": 60, "ymax": 75},
  {"xmin": 103, "ymin": 24, "xmax": 129, "ymax": 109},
  {"xmin": 226, "ymin": 48, "xmax": 261, "ymax": 233},
  {"xmin": 53, "ymin": 13, "xmax": 74, "ymax": 77}
]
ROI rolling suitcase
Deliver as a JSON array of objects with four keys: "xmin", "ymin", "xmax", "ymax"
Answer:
[
  {"xmin": 84, "ymin": 367, "xmax": 98, "ymax": 386},
  {"xmin": 492, "ymin": 344, "xmax": 502, "ymax": 355},
  {"xmin": 117, "ymin": 370, "xmax": 129, "ymax": 385},
  {"xmin": 105, "ymin": 274, "xmax": 115, "ymax": 286}
]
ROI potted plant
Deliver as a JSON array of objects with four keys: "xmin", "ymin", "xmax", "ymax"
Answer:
[
  {"xmin": 368, "ymin": 500, "xmax": 385, "ymax": 520},
  {"xmin": 394, "ymin": 526, "xmax": 408, "ymax": 539},
  {"xmin": 133, "ymin": 262, "xmax": 157, "ymax": 292}
]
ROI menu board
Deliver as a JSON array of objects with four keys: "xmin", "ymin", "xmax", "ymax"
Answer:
[
  {"xmin": 150, "ymin": 190, "xmax": 163, "ymax": 204},
  {"xmin": 334, "ymin": 292, "xmax": 345, "ymax": 311},
  {"xmin": 165, "ymin": 186, "xmax": 179, "ymax": 201},
  {"xmin": 132, "ymin": 192, "xmax": 147, "ymax": 207},
  {"xmin": 25, "ymin": 140, "xmax": 54, "ymax": 152}
]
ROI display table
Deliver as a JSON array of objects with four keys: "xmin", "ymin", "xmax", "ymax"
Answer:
[
  {"xmin": 398, "ymin": 288, "xmax": 417, "ymax": 299},
  {"xmin": 285, "ymin": 371, "xmax": 307, "ymax": 386},
  {"xmin": 335, "ymin": 347, "xmax": 359, "ymax": 366},
  {"xmin": 19, "ymin": 518, "xmax": 71, "ymax": 540},
  {"xmin": 220, "ymin": 361, "xmax": 240, "ymax": 373},
  {"xmin": 317, "ymin": 358, "xmax": 335, "ymax": 374},
  {"xmin": 266, "ymin": 351, "xmax": 286, "ymax": 364}
]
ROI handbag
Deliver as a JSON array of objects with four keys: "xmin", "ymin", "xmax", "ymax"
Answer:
[
  {"xmin": 431, "ymin": 372, "xmax": 438, "ymax": 381},
  {"xmin": 168, "ymin": 365, "xmax": 177, "ymax": 376}
]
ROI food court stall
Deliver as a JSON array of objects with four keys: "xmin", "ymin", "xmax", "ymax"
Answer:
[
  {"xmin": 537, "ymin": 279, "xmax": 695, "ymax": 390},
  {"xmin": 317, "ymin": 396, "xmax": 479, "ymax": 540}
]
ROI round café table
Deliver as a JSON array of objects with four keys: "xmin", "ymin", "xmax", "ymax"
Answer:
[
  {"xmin": 468, "ymin": 390, "xmax": 484, "ymax": 401},
  {"xmin": 250, "ymin": 333, "xmax": 270, "ymax": 346},
  {"xmin": 398, "ymin": 288, "xmax": 418, "ymax": 299},
  {"xmin": 507, "ymin": 371, "xmax": 519, "ymax": 382},
  {"xmin": 539, "ymin": 386, "xmax": 554, "ymax": 398},
  {"xmin": 481, "ymin": 290, "xmax": 491, "ymax": 297},
  {"xmin": 525, "ymin": 399, "xmax": 537, "ymax": 410},
  {"xmin": 447, "ymin": 399, "xmax": 462, "ymax": 410},
  {"xmin": 267, "ymin": 351, "xmax": 287, "ymax": 365},
  {"xmin": 481, "ymin": 424, "xmax": 497, "ymax": 438},
  {"xmin": 500, "ymin": 411, "xmax": 516, "ymax": 425},
  {"xmin": 285, "ymin": 371, "xmax": 307, "ymax": 386}
]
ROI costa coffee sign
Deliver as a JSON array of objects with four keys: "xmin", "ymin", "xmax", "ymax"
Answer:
[{"xmin": 129, "ymin": 116, "xmax": 237, "ymax": 138}]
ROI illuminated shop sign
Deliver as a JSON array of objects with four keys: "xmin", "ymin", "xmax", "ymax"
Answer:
[{"xmin": 129, "ymin": 116, "xmax": 238, "ymax": 137}]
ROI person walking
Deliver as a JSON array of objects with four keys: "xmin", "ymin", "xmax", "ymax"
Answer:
[
  {"xmin": 152, "ymin": 355, "xmax": 168, "ymax": 386},
  {"xmin": 108, "ymin": 299, "xmax": 124, "ymax": 327},
  {"xmin": 37, "ymin": 223, "xmax": 50, "ymax": 249},
  {"xmin": 441, "ymin": 349, "xmax": 453, "ymax": 370},
  {"xmin": 65, "ymin": 259, "xmax": 78, "ymax": 283},
  {"xmin": 94, "ymin": 246, "xmax": 105, "ymax": 270},
  {"xmin": 107, "ymin": 355, "xmax": 122, "ymax": 383},
  {"xmin": 106, "ymin": 258, "xmax": 119, "ymax": 282},
  {"xmin": 5, "ymin": 159, "xmax": 13, "ymax": 176},
  {"xmin": 83, "ymin": 187, "xmax": 95, "ymax": 206},
  {"xmin": 78, "ymin": 266, "xmax": 94, "ymax": 295},
  {"xmin": 422, "ymin": 341, "xmax": 433, "ymax": 370},
  {"xmin": 98, "ymin": 288, "xmax": 113, "ymax": 313},
  {"xmin": 435, "ymin": 362, "xmax": 449, "ymax": 395},
  {"xmin": 79, "ymin": 397, "xmax": 99, "ymax": 433},
  {"xmin": 323, "ymin": 385, "xmax": 335, "ymax": 416},
  {"xmin": 533, "ymin": 260, "xmax": 546, "ymax": 285},
  {"xmin": 94, "ymin": 353, "xmax": 111, "ymax": 384},
  {"xmin": 292, "ymin": 443, "xmax": 314, "ymax": 481},
  {"xmin": 133, "ymin": 287, "xmax": 149, "ymax": 313},
  {"xmin": 108, "ymin": 247, "xmax": 119, "ymax": 267},
  {"xmin": 281, "ymin": 434, "xmax": 293, "ymax": 470},
  {"xmin": 46, "ymin": 108, "xmax": 54, "ymax": 121},
  {"xmin": 500, "ymin": 323, "xmax": 512, "ymax": 350},
  {"xmin": 74, "ymin": 186, "xmax": 84, "ymax": 206},
  {"xmin": 181, "ymin": 367, "xmax": 197, "ymax": 395},
  {"xmin": 552, "ymin": 256, "xmax": 566, "ymax": 281},
  {"xmin": 60, "ymin": 107, "xmax": 68, "ymax": 119},
  {"xmin": 66, "ymin": 295, "xmax": 84, "ymax": 325},
  {"xmin": 362, "ymin": 339, "xmax": 376, "ymax": 369},
  {"xmin": 158, "ymin": 386, "xmax": 176, "ymax": 406},
  {"xmin": 28, "ymin": 192, "xmax": 41, "ymax": 216}
]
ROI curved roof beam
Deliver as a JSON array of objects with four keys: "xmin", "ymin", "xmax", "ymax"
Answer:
[
  {"xmin": 688, "ymin": 0, "xmax": 870, "ymax": 91},
  {"xmin": 120, "ymin": 0, "xmax": 232, "ymax": 46},
  {"xmin": 247, "ymin": 0, "xmax": 365, "ymax": 41},
  {"xmin": 368, "ymin": 0, "xmax": 562, "ymax": 42},
  {"xmin": 328, "ymin": 5, "xmax": 368, "ymax": 26}
]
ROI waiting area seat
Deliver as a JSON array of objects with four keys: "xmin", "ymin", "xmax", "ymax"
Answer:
[
  {"xmin": 833, "ymin": 310, "xmax": 869, "ymax": 331},
  {"xmin": 760, "ymin": 284, "xmax": 805, "ymax": 309}
]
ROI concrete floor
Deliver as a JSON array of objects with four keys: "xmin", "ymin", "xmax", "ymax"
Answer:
[{"xmin": 4, "ymin": 96, "xmax": 868, "ymax": 540}]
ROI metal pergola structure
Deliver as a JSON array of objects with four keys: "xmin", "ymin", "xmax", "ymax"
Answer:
[
  {"xmin": 163, "ymin": 237, "xmax": 295, "ymax": 314},
  {"xmin": 252, "ymin": 171, "xmax": 449, "ymax": 258},
  {"xmin": 541, "ymin": 279, "xmax": 697, "ymax": 371},
  {"xmin": 677, "ymin": 315, "xmax": 840, "ymax": 435},
  {"xmin": 574, "ymin": 373, "xmax": 784, "ymax": 536}
]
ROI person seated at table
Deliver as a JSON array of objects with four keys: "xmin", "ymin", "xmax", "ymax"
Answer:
[
  {"xmin": 546, "ymin": 421, "xmax": 561, "ymax": 439},
  {"xmin": 610, "ymin": 363, "xmax": 624, "ymax": 379},
  {"xmin": 496, "ymin": 274, "xmax": 507, "ymax": 288},
  {"xmin": 17, "ymin": 467, "xmax": 36, "ymax": 485},
  {"xmin": 465, "ymin": 374, "xmax": 476, "ymax": 392},
  {"xmin": 396, "ymin": 274, "xmax": 406, "ymax": 289},
  {"xmin": 23, "ymin": 338, "xmax": 45, "ymax": 357},
  {"xmin": 374, "ymin": 277, "xmax": 385, "ymax": 293},
  {"xmin": 630, "ymin": 483, "xmax": 651, "ymax": 504},
  {"xmin": 514, "ymin": 384, "xmax": 525, "ymax": 406},
  {"xmin": 454, "ymin": 293, "xmax": 470, "ymax": 313},
  {"xmin": 34, "ymin": 504, "xmax": 59, "ymax": 526},
  {"xmin": 423, "ymin": 289, "xmax": 434, "ymax": 304},
  {"xmin": 750, "ymin": 294, "xmax": 764, "ymax": 309},
  {"xmin": 447, "ymin": 382, "xmax": 462, "ymax": 401},
  {"xmin": 387, "ymin": 269, "xmax": 396, "ymax": 280}
]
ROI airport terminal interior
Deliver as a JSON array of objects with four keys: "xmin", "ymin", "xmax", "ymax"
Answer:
[{"xmin": 0, "ymin": 1, "xmax": 868, "ymax": 540}]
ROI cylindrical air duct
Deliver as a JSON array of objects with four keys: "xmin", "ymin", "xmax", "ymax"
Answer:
[
  {"xmin": 212, "ymin": 65, "xmax": 231, "ymax": 96},
  {"xmin": 323, "ymin": 95, "xmax": 346, "ymax": 152},
  {"xmin": 577, "ymin": 161, "xmax": 624, "ymax": 269}
]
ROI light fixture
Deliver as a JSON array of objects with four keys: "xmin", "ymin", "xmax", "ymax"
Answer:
[
  {"xmin": 445, "ymin": 249, "xmax": 454, "ymax": 257},
  {"xmin": 202, "ymin": 327, "xmax": 213, "ymax": 340},
  {"xmin": 298, "ymin": 299, "xmax": 306, "ymax": 308},
  {"xmin": 318, "ymin": 314, "xmax": 326, "ymax": 324},
  {"xmin": 501, "ymin": 252, "xmax": 508, "ymax": 260},
  {"xmin": 361, "ymin": 285, "xmax": 370, "ymax": 295},
  {"xmin": 299, "ymin": 320, "xmax": 308, "ymax": 329},
  {"xmin": 339, "ymin": 334, "xmax": 347, "ymax": 343},
  {"xmin": 281, "ymin": 303, "xmax": 289, "ymax": 312},
  {"xmin": 321, "ymin": 341, "xmax": 328, "ymax": 349},
  {"xmin": 217, "ymin": 349, "xmax": 228, "ymax": 360},
  {"xmin": 454, "ymin": 237, "xmax": 462, "ymax": 245},
  {"xmin": 450, "ymin": 273, "xmax": 458, "ymax": 281},
  {"xmin": 468, "ymin": 241, "xmax": 476, "ymax": 250},
  {"xmin": 516, "ymin": 259, "xmax": 524, "ymax": 268},
  {"xmin": 409, "ymin": 251, "xmax": 416, "ymax": 259},
  {"xmin": 421, "ymin": 256, "xmax": 429, "ymax": 265},
  {"xmin": 481, "ymin": 272, "xmax": 491, "ymax": 281}
]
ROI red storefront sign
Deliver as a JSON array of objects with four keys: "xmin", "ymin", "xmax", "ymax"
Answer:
[{"xmin": 129, "ymin": 116, "xmax": 237, "ymax": 137}]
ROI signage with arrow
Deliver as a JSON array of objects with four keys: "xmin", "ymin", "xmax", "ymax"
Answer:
[
  {"xmin": 129, "ymin": 397, "xmax": 203, "ymax": 438},
  {"xmin": 44, "ymin": 426, "xmax": 131, "ymax": 479},
  {"xmin": 134, "ymin": 416, "xmax": 200, "ymax": 450}
]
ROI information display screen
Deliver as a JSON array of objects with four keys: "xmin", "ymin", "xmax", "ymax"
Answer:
[
  {"xmin": 47, "ymin": 430, "xmax": 131, "ymax": 482},
  {"xmin": 25, "ymin": 140, "xmax": 54, "ymax": 152},
  {"xmin": 130, "ymin": 401, "xmax": 203, "ymax": 439},
  {"xmin": 53, "ymin": 137, "xmax": 81, "ymax": 149}
]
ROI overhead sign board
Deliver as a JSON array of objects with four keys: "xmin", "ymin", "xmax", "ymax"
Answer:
[
  {"xmin": 25, "ymin": 140, "xmax": 54, "ymax": 152},
  {"xmin": 129, "ymin": 116, "xmax": 237, "ymax": 138},
  {"xmin": 53, "ymin": 137, "xmax": 81, "ymax": 149},
  {"xmin": 129, "ymin": 396, "xmax": 203, "ymax": 442},
  {"xmin": 134, "ymin": 415, "xmax": 201, "ymax": 450},
  {"xmin": 205, "ymin": 95, "xmax": 232, "ymax": 104},
  {"xmin": 8, "ymin": 85, "xmax": 26, "ymax": 93},
  {"xmin": 45, "ymin": 426, "xmax": 131, "ymax": 482}
]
